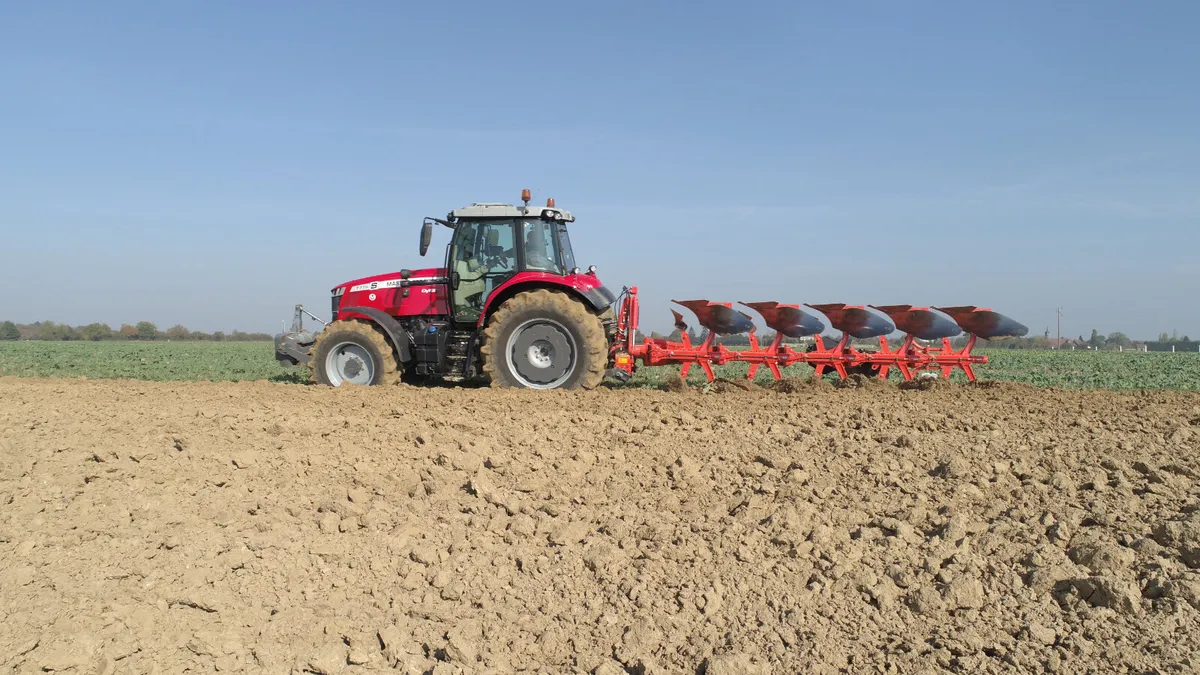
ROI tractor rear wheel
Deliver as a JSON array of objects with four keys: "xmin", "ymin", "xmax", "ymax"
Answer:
[
  {"xmin": 481, "ymin": 289, "xmax": 606, "ymax": 390},
  {"xmin": 309, "ymin": 320, "xmax": 401, "ymax": 387}
]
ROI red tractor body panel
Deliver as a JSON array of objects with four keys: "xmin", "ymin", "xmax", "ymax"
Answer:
[
  {"xmin": 334, "ymin": 268, "xmax": 612, "ymax": 325},
  {"xmin": 334, "ymin": 267, "xmax": 450, "ymax": 321}
]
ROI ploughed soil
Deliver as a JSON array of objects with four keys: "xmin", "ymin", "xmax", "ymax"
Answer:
[{"xmin": 1, "ymin": 377, "xmax": 1199, "ymax": 674}]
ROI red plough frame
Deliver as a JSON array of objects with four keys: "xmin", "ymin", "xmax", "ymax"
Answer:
[{"xmin": 609, "ymin": 287, "xmax": 1026, "ymax": 383}]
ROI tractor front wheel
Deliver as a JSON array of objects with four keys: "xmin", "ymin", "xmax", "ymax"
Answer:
[
  {"xmin": 309, "ymin": 320, "xmax": 401, "ymax": 387},
  {"xmin": 481, "ymin": 289, "xmax": 606, "ymax": 390}
]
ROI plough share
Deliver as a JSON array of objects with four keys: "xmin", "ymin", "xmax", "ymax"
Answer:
[{"xmin": 609, "ymin": 287, "xmax": 1028, "ymax": 383}]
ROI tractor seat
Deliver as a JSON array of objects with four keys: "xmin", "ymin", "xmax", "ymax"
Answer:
[
  {"xmin": 484, "ymin": 229, "xmax": 503, "ymax": 256},
  {"xmin": 455, "ymin": 258, "xmax": 487, "ymax": 304}
]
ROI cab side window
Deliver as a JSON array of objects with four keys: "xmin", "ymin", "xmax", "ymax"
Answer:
[
  {"xmin": 522, "ymin": 221, "xmax": 560, "ymax": 273},
  {"xmin": 480, "ymin": 224, "xmax": 515, "ymax": 273}
]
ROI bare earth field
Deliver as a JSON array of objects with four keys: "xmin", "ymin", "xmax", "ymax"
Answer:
[{"xmin": 1, "ymin": 377, "xmax": 1199, "ymax": 674}]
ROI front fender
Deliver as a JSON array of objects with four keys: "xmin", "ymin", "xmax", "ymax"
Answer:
[{"xmin": 338, "ymin": 306, "xmax": 413, "ymax": 363}]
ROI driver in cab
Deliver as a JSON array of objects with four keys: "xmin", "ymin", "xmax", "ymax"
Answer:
[
  {"xmin": 455, "ymin": 227, "xmax": 513, "ymax": 308},
  {"xmin": 523, "ymin": 223, "xmax": 556, "ymax": 271}
]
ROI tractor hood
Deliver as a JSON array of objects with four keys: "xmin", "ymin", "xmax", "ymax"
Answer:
[{"xmin": 332, "ymin": 268, "xmax": 448, "ymax": 296}]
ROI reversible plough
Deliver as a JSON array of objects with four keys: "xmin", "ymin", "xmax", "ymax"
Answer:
[{"xmin": 608, "ymin": 287, "xmax": 1028, "ymax": 383}]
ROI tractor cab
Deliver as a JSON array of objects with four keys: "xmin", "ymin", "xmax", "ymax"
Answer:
[{"xmin": 422, "ymin": 191, "xmax": 583, "ymax": 324}]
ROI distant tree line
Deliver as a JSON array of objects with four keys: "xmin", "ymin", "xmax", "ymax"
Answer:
[
  {"xmin": 4, "ymin": 317, "xmax": 1193, "ymax": 352},
  {"xmin": 0, "ymin": 320, "xmax": 272, "ymax": 342},
  {"xmin": 981, "ymin": 328, "xmax": 1196, "ymax": 351}
]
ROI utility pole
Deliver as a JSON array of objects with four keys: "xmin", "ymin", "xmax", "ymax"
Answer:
[{"xmin": 1056, "ymin": 306, "xmax": 1062, "ymax": 349}]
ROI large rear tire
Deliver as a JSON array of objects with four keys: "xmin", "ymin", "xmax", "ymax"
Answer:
[
  {"xmin": 309, "ymin": 320, "xmax": 402, "ymax": 387},
  {"xmin": 480, "ymin": 289, "xmax": 606, "ymax": 390}
]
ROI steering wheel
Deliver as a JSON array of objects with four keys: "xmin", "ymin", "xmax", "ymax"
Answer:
[{"xmin": 484, "ymin": 248, "xmax": 511, "ymax": 270}]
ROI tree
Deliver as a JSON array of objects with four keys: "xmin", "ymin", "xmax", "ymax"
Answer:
[
  {"xmin": 211, "ymin": 331, "xmax": 225, "ymax": 342},
  {"xmin": 1184, "ymin": 335, "xmax": 1192, "ymax": 343},
  {"xmin": 0, "ymin": 321, "xmax": 18, "ymax": 341},
  {"xmin": 135, "ymin": 321, "xmax": 158, "ymax": 340},
  {"xmin": 1107, "ymin": 332, "xmax": 1132, "ymax": 350},
  {"xmin": 81, "ymin": 323, "xmax": 113, "ymax": 341},
  {"xmin": 165, "ymin": 325, "xmax": 190, "ymax": 341},
  {"xmin": 189, "ymin": 330, "xmax": 210, "ymax": 341},
  {"xmin": 38, "ymin": 321, "xmax": 78, "ymax": 341},
  {"xmin": 1158, "ymin": 332, "xmax": 1171, "ymax": 343},
  {"xmin": 119, "ymin": 324, "xmax": 139, "ymax": 340},
  {"xmin": 1088, "ymin": 329, "xmax": 1105, "ymax": 350}
]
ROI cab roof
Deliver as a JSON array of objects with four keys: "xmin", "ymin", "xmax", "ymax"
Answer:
[{"xmin": 448, "ymin": 202, "xmax": 575, "ymax": 223}]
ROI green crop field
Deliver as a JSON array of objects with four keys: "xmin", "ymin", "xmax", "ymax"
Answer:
[
  {"xmin": 0, "ymin": 341, "xmax": 306, "ymax": 383},
  {"xmin": 1, "ymin": 341, "xmax": 1198, "ymax": 390},
  {"xmin": 963, "ymin": 349, "xmax": 1200, "ymax": 391}
]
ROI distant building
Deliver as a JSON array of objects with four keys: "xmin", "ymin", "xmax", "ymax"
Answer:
[{"xmin": 1052, "ymin": 338, "xmax": 1085, "ymax": 349}]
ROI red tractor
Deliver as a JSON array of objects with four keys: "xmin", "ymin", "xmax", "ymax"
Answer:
[{"xmin": 275, "ymin": 190, "xmax": 618, "ymax": 389}]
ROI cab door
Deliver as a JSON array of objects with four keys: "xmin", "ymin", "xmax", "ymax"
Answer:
[{"xmin": 447, "ymin": 220, "xmax": 517, "ymax": 323}]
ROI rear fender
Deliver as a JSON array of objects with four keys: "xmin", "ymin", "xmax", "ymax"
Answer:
[
  {"xmin": 338, "ymin": 306, "xmax": 413, "ymax": 363},
  {"xmin": 479, "ymin": 276, "xmax": 616, "ymax": 327}
]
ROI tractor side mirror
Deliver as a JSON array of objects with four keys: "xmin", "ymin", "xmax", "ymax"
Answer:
[{"xmin": 419, "ymin": 221, "xmax": 433, "ymax": 256}]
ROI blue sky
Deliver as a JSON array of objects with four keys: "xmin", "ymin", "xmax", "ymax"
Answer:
[{"xmin": 2, "ymin": 1, "xmax": 1198, "ymax": 339}]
